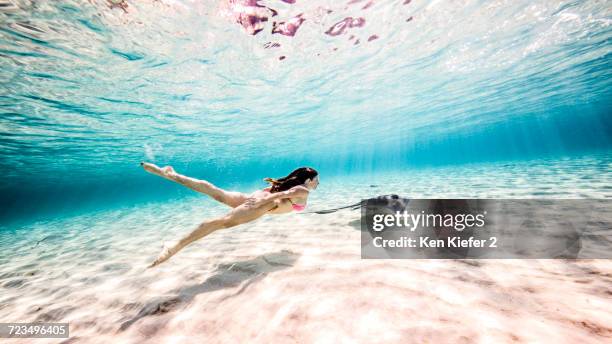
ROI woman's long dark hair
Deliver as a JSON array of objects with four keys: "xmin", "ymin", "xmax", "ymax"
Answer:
[{"xmin": 264, "ymin": 167, "xmax": 318, "ymax": 193}]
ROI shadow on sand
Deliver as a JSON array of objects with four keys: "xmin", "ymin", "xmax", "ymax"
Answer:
[{"xmin": 119, "ymin": 250, "xmax": 299, "ymax": 332}]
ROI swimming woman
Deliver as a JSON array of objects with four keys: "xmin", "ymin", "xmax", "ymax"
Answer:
[{"xmin": 140, "ymin": 162, "xmax": 319, "ymax": 267}]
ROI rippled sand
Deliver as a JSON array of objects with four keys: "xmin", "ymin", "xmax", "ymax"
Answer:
[{"xmin": 1, "ymin": 155, "xmax": 611, "ymax": 343}]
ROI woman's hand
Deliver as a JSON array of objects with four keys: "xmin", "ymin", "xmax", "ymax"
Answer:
[
  {"xmin": 242, "ymin": 186, "xmax": 307, "ymax": 210},
  {"xmin": 243, "ymin": 197, "xmax": 270, "ymax": 209},
  {"xmin": 265, "ymin": 186, "xmax": 308, "ymax": 202}
]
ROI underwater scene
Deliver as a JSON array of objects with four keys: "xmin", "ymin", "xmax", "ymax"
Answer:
[{"xmin": 0, "ymin": 0, "xmax": 611, "ymax": 343}]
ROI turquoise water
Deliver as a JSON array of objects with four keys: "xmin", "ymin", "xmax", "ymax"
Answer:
[
  {"xmin": 0, "ymin": 155, "xmax": 610, "ymax": 343},
  {"xmin": 1, "ymin": 2, "xmax": 612, "ymax": 341},
  {"xmin": 1, "ymin": 0, "xmax": 611, "ymax": 221}
]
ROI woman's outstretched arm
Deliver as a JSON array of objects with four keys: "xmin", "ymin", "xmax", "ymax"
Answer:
[{"xmin": 259, "ymin": 186, "xmax": 308, "ymax": 203}]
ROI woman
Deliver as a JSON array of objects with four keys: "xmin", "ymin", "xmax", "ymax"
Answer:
[{"xmin": 140, "ymin": 162, "xmax": 319, "ymax": 267}]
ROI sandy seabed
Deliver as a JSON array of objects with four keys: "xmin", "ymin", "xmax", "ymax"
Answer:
[{"xmin": 1, "ymin": 156, "xmax": 611, "ymax": 343}]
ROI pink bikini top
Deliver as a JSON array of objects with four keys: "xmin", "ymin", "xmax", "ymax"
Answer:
[
  {"xmin": 289, "ymin": 200, "xmax": 306, "ymax": 212},
  {"xmin": 263, "ymin": 188, "xmax": 306, "ymax": 211}
]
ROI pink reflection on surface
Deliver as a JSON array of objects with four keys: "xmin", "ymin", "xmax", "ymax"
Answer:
[
  {"xmin": 229, "ymin": 0, "xmax": 278, "ymax": 35},
  {"xmin": 325, "ymin": 17, "xmax": 366, "ymax": 36},
  {"xmin": 272, "ymin": 14, "xmax": 305, "ymax": 37}
]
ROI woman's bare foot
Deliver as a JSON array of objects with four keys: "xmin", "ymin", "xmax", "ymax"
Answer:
[
  {"xmin": 148, "ymin": 242, "xmax": 179, "ymax": 268},
  {"xmin": 141, "ymin": 162, "xmax": 177, "ymax": 180}
]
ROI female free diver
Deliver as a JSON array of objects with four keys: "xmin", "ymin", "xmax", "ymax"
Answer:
[{"xmin": 140, "ymin": 163, "xmax": 319, "ymax": 267}]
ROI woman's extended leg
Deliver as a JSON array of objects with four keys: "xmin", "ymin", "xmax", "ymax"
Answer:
[
  {"xmin": 148, "ymin": 198, "xmax": 278, "ymax": 267},
  {"xmin": 141, "ymin": 162, "xmax": 247, "ymax": 208}
]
